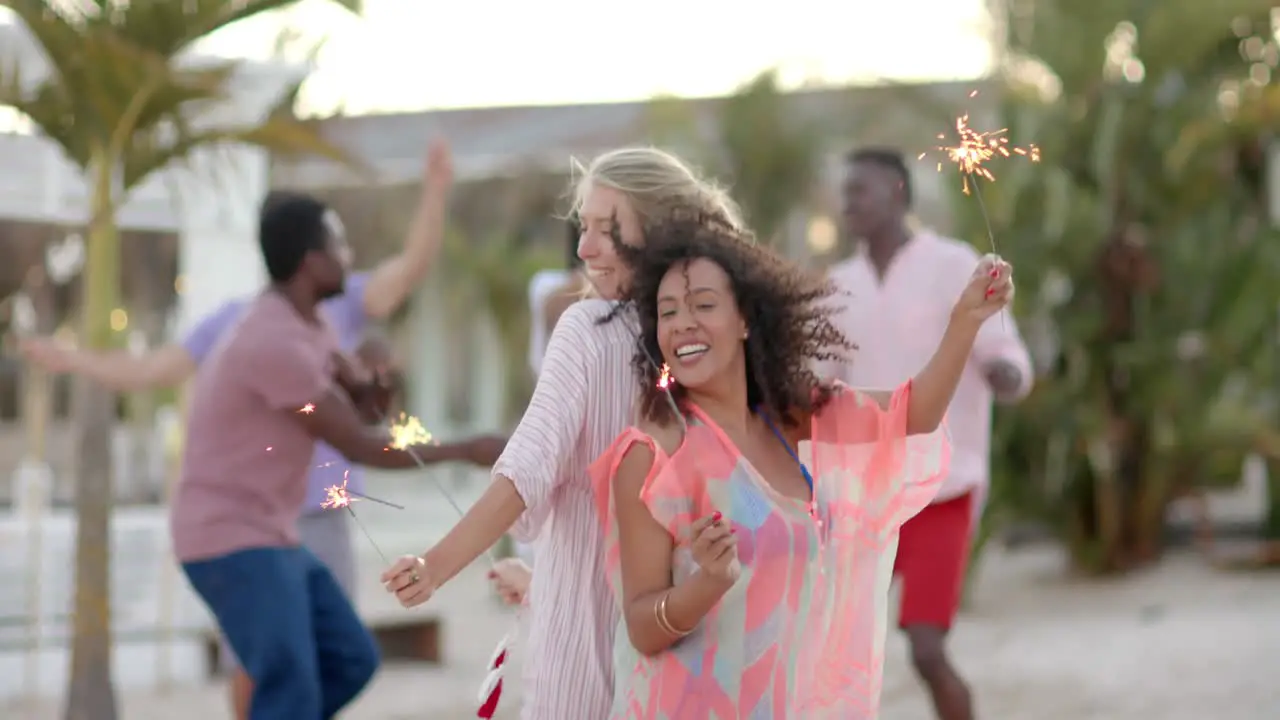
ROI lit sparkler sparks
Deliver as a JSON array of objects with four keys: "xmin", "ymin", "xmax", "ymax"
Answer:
[
  {"xmin": 298, "ymin": 403, "xmax": 315, "ymax": 414},
  {"xmin": 920, "ymin": 90, "xmax": 1035, "ymax": 329},
  {"xmin": 656, "ymin": 363, "xmax": 672, "ymax": 390},
  {"xmin": 320, "ymin": 471, "xmax": 402, "ymax": 564},
  {"xmin": 651, "ymin": 363, "xmax": 684, "ymax": 427},
  {"xmin": 320, "ymin": 475, "xmax": 355, "ymax": 510},
  {"xmin": 920, "ymin": 90, "xmax": 1040, "ymax": 197},
  {"xmin": 388, "ymin": 413, "xmax": 432, "ymax": 450},
  {"xmin": 386, "ymin": 413, "xmax": 474, "ymax": 532},
  {"xmin": 320, "ymin": 472, "xmax": 404, "ymax": 511}
]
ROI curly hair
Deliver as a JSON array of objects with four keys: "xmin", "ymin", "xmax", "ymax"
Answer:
[{"xmin": 618, "ymin": 211, "xmax": 855, "ymax": 428}]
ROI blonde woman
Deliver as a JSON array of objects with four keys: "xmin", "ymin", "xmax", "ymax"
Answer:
[{"xmin": 381, "ymin": 147, "xmax": 743, "ymax": 719}]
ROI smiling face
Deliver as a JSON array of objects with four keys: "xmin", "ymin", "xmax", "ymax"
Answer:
[
  {"xmin": 655, "ymin": 257, "xmax": 749, "ymax": 391},
  {"xmin": 576, "ymin": 183, "xmax": 643, "ymax": 300}
]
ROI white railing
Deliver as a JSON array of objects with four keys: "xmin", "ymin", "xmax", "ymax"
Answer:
[
  {"xmin": 0, "ymin": 506, "xmax": 212, "ymax": 703},
  {"xmin": 0, "ymin": 462, "xmax": 491, "ymax": 707}
]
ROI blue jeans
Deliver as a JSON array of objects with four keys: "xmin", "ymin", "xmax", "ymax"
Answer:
[{"xmin": 183, "ymin": 546, "xmax": 379, "ymax": 719}]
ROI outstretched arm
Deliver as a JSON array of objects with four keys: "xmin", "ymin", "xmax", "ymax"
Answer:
[
  {"xmin": 24, "ymin": 340, "xmax": 196, "ymax": 392},
  {"xmin": 295, "ymin": 386, "xmax": 458, "ymax": 469},
  {"xmin": 16, "ymin": 300, "xmax": 247, "ymax": 392},
  {"xmin": 415, "ymin": 303, "xmax": 597, "ymax": 588},
  {"xmin": 240, "ymin": 332, "xmax": 461, "ymax": 469},
  {"xmin": 361, "ymin": 140, "xmax": 452, "ymax": 319}
]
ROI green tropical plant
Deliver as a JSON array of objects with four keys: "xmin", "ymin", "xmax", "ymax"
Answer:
[
  {"xmin": 441, "ymin": 227, "xmax": 562, "ymax": 423},
  {"xmin": 645, "ymin": 69, "xmax": 827, "ymax": 246},
  {"xmin": 955, "ymin": 0, "xmax": 1280, "ymax": 573},
  {"xmin": 0, "ymin": 2, "xmax": 362, "ymax": 716},
  {"xmin": 715, "ymin": 70, "xmax": 827, "ymax": 245}
]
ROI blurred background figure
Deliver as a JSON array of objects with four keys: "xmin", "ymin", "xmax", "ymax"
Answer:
[
  {"xmin": 829, "ymin": 147, "xmax": 1032, "ymax": 720},
  {"xmin": 527, "ymin": 220, "xmax": 589, "ymax": 379}
]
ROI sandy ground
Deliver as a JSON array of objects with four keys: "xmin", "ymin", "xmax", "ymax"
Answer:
[{"xmin": 10, "ymin": 544, "xmax": 1280, "ymax": 719}]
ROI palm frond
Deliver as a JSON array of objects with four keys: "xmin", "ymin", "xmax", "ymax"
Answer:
[
  {"xmin": 90, "ymin": 0, "xmax": 363, "ymax": 57},
  {"xmin": 0, "ymin": 0, "xmax": 86, "ymax": 87},
  {"xmin": 0, "ymin": 54, "xmax": 88, "ymax": 164},
  {"xmin": 122, "ymin": 108, "xmax": 364, "ymax": 190}
]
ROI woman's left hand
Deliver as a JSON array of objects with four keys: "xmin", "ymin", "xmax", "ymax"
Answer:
[
  {"xmin": 952, "ymin": 254, "xmax": 1014, "ymax": 325},
  {"xmin": 488, "ymin": 557, "xmax": 532, "ymax": 606},
  {"xmin": 381, "ymin": 554, "xmax": 435, "ymax": 608}
]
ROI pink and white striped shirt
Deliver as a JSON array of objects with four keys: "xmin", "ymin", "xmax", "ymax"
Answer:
[
  {"xmin": 493, "ymin": 298, "xmax": 638, "ymax": 720},
  {"xmin": 826, "ymin": 232, "xmax": 1033, "ymax": 504}
]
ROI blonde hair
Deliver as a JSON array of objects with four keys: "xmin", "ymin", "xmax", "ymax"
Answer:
[{"xmin": 570, "ymin": 147, "xmax": 747, "ymax": 234}]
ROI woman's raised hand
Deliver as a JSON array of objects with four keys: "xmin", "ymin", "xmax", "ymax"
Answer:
[{"xmin": 952, "ymin": 254, "xmax": 1014, "ymax": 325}]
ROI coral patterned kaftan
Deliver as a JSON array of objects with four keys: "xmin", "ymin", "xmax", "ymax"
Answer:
[{"xmin": 591, "ymin": 381, "xmax": 950, "ymax": 720}]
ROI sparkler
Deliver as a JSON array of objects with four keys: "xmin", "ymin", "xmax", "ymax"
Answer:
[
  {"xmin": 383, "ymin": 412, "xmax": 516, "ymax": 718},
  {"xmin": 310, "ymin": 402, "xmax": 405, "ymax": 561},
  {"xmin": 320, "ymin": 479, "xmax": 404, "ymax": 510},
  {"xmin": 320, "ymin": 471, "xmax": 395, "ymax": 564},
  {"xmin": 920, "ymin": 90, "xmax": 1038, "ymax": 326},
  {"xmin": 386, "ymin": 413, "xmax": 472, "ymax": 521},
  {"xmin": 656, "ymin": 363, "xmax": 672, "ymax": 390},
  {"xmin": 919, "ymin": 89, "xmax": 1040, "ymax": 259},
  {"xmin": 308, "ymin": 406, "xmax": 513, "ymax": 715}
]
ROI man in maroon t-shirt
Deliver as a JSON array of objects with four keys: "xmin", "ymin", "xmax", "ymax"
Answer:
[{"xmin": 174, "ymin": 194, "xmax": 498, "ymax": 718}]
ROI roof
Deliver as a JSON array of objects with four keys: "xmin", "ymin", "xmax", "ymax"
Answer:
[{"xmin": 271, "ymin": 80, "xmax": 993, "ymax": 189}]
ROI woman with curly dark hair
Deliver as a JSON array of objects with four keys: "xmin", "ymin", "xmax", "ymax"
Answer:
[{"xmin": 590, "ymin": 213, "xmax": 1014, "ymax": 719}]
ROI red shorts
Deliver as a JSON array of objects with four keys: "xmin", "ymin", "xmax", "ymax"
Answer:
[{"xmin": 892, "ymin": 491, "xmax": 974, "ymax": 630}]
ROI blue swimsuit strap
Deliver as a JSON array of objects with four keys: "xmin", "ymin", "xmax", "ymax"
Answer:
[{"xmin": 758, "ymin": 408, "xmax": 815, "ymax": 494}]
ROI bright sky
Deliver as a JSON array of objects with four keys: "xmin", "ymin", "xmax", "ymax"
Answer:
[{"xmin": 191, "ymin": 0, "xmax": 995, "ymax": 116}]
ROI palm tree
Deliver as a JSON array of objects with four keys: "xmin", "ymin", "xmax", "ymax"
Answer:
[{"xmin": 0, "ymin": 2, "xmax": 361, "ymax": 716}]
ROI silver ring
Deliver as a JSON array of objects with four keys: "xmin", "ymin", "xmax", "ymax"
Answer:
[{"xmin": 410, "ymin": 572, "xmax": 420, "ymax": 584}]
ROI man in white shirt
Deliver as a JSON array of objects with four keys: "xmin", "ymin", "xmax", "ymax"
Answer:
[{"xmin": 827, "ymin": 148, "xmax": 1034, "ymax": 720}]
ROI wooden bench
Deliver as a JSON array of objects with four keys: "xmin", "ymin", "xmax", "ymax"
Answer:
[
  {"xmin": 370, "ymin": 617, "xmax": 441, "ymax": 663},
  {"xmin": 201, "ymin": 616, "xmax": 441, "ymax": 677}
]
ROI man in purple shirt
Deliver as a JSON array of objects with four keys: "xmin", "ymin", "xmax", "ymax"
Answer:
[{"xmin": 17, "ymin": 143, "xmax": 507, "ymax": 718}]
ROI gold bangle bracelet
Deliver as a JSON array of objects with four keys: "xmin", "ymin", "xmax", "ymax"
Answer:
[
  {"xmin": 653, "ymin": 592, "xmax": 677, "ymax": 636},
  {"xmin": 657, "ymin": 591, "xmax": 692, "ymax": 637}
]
